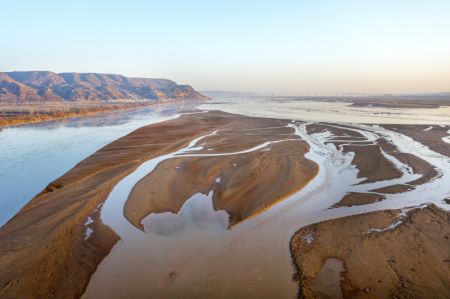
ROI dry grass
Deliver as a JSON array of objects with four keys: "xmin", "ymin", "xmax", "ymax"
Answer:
[{"xmin": 0, "ymin": 101, "xmax": 164, "ymax": 127}]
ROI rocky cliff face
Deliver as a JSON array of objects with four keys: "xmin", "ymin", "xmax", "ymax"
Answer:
[{"xmin": 0, "ymin": 71, "xmax": 207, "ymax": 102}]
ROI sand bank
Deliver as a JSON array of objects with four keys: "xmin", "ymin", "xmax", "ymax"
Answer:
[
  {"xmin": 291, "ymin": 205, "xmax": 450, "ymax": 298},
  {"xmin": 0, "ymin": 111, "xmax": 317, "ymax": 298},
  {"xmin": 1, "ymin": 108, "xmax": 449, "ymax": 298}
]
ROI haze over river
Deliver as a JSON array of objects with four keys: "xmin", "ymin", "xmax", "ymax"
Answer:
[{"xmin": 199, "ymin": 97, "xmax": 450, "ymax": 125}]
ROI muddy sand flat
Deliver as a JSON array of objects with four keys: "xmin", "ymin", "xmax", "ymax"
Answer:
[
  {"xmin": 126, "ymin": 133, "xmax": 315, "ymax": 228},
  {"xmin": 0, "ymin": 111, "xmax": 317, "ymax": 298},
  {"xmin": 291, "ymin": 205, "xmax": 450, "ymax": 299},
  {"xmin": 1, "ymin": 110, "xmax": 449, "ymax": 298},
  {"xmin": 382, "ymin": 124, "xmax": 450, "ymax": 157}
]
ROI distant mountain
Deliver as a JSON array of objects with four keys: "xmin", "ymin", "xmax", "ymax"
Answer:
[{"xmin": 0, "ymin": 71, "xmax": 207, "ymax": 102}]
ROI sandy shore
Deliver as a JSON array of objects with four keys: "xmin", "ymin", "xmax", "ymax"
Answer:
[
  {"xmin": 289, "ymin": 122, "xmax": 450, "ymax": 298},
  {"xmin": 1, "ymin": 109, "xmax": 449, "ymax": 298},
  {"xmin": 291, "ymin": 205, "xmax": 450, "ymax": 298},
  {"xmin": 126, "ymin": 126, "xmax": 316, "ymax": 227},
  {"xmin": 382, "ymin": 124, "xmax": 450, "ymax": 157},
  {"xmin": 0, "ymin": 111, "xmax": 317, "ymax": 298},
  {"xmin": 307, "ymin": 122, "xmax": 443, "ymax": 206},
  {"xmin": 0, "ymin": 111, "xmax": 232, "ymax": 297},
  {"xmin": 0, "ymin": 101, "xmax": 176, "ymax": 127},
  {"xmin": 199, "ymin": 97, "xmax": 450, "ymax": 125}
]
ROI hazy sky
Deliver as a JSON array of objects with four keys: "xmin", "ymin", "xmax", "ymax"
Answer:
[{"xmin": 2, "ymin": 0, "xmax": 450, "ymax": 95}]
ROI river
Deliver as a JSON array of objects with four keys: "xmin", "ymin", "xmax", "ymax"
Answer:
[
  {"xmin": 82, "ymin": 97, "xmax": 450, "ymax": 298},
  {"xmin": 0, "ymin": 102, "xmax": 195, "ymax": 227}
]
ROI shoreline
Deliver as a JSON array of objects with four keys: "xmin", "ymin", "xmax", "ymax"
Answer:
[
  {"xmin": 0, "ymin": 111, "xmax": 317, "ymax": 298},
  {"xmin": 0, "ymin": 99, "xmax": 193, "ymax": 128},
  {"xmin": 198, "ymin": 98, "xmax": 450, "ymax": 125},
  {"xmin": 290, "ymin": 204, "xmax": 450, "ymax": 298},
  {"xmin": 0, "ymin": 109, "xmax": 449, "ymax": 298}
]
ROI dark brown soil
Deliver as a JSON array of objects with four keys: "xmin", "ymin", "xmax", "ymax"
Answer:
[
  {"xmin": 333, "ymin": 193, "xmax": 385, "ymax": 207},
  {"xmin": 290, "ymin": 205, "xmax": 450, "ymax": 299},
  {"xmin": 382, "ymin": 125, "xmax": 450, "ymax": 157}
]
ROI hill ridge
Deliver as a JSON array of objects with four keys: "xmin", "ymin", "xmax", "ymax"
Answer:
[{"xmin": 0, "ymin": 71, "xmax": 207, "ymax": 102}]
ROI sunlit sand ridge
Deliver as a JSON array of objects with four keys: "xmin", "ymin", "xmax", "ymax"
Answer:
[
  {"xmin": 1, "ymin": 106, "xmax": 448, "ymax": 298},
  {"xmin": 83, "ymin": 106, "xmax": 450, "ymax": 298}
]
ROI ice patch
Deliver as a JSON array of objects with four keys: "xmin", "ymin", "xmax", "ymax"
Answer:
[
  {"xmin": 199, "ymin": 98, "xmax": 450, "ymax": 125},
  {"xmin": 93, "ymin": 203, "xmax": 103, "ymax": 212},
  {"xmin": 302, "ymin": 233, "xmax": 314, "ymax": 245},
  {"xmin": 442, "ymin": 129, "xmax": 450, "ymax": 145},
  {"xmin": 365, "ymin": 206, "xmax": 423, "ymax": 234},
  {"xmin": 84, "ymin": 216, "xmax": 94, "ymax": 240}
]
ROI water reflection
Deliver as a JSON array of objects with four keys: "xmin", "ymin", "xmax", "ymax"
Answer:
[
  {"xmin": 143, "ymin": 192, "xmax": 229, "ymax": 236},
  {"xmin": 0, "ymin": 102, "xmax": 197, "ymax": 227}
]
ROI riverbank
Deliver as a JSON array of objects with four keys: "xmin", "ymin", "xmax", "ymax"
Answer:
[
  {"xmin": 0, "ymin": 100, "xmax": 179, "ymax": 127},
  {"xmin": 0, "ymin": 103, "xmax": 185, "ymax": 228},
  {"xmin": 289, "ymin": 122, "xmax": 450, "ymax": 298},
  {"xmin": 0, "ymin": 111, "xmax": 317, "ymax": 298},
  {"xmin": 1, "ymin": 109, "xmax": 449, "ymax": 298},
  {"xmin": 290, "ymin": 205, "xmax": 450, "ymax": 298}
]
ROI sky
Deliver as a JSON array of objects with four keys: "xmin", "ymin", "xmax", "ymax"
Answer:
[{"xmin": 1, "ymin": 0, "xmax": 450, "ymax": 95}]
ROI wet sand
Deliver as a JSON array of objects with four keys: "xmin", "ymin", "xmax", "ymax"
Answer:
[
  {"xmin": 382, "ymin": 124, "xmax": 450, "ymax": 157},
  {"xmin": 125, "ymin": 131, "xmax": 316, "ymax": 227},
  {"xmin": 1, "ymin": 108, "xmax": 449, "ymax": 298},
  {"xmin": 200, "ymin": 98, "xmax": 450, "ymax": 124},
  {"xmin": 310, "ymin": 122, "xmax": 442, "ymax": 207},
  {"xmin": 0, "ymin": 111, "xmax": 317, "ymax": 298},
  {"xmin": 308, "ymin": 123, "xmax": 404, "ymax": 183},
  {"xmin": 291, "ymin": 205, "xmax": 450, "ymax": 298},
  {"xmin": 289, "ymin": 122, "xmax": 450, "ymax": 298},
  {"xmin": 0, "ymin": 101, "xmax": 170, "ymax": 127},
  {"xmin": 82, "ymin": 116, "xmax": 319, "ymax": 298},
  {"xmin": 0, "ymin": 111, "xmax": 243, "ymax": 298},
  {"xmin": 83, "ymin": 119, "xmax": 450, "ymax": 298},
  {"xmin": 333, "ymin": 192, "xmax": 385, "ymax": 207}
]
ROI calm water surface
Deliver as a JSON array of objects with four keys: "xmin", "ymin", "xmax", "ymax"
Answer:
[{"xmin": 0, "ymin": 102, "xmax": 195, "ymax": 227}]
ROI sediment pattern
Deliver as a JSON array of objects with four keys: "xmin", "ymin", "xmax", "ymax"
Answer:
[
  {"xmin": 0, "ymin": 110, "xmax": 449, "ymax": 298},
  {"xmin": 290, "ymin": 122, "xmax": 450, "ymax": 298}
]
